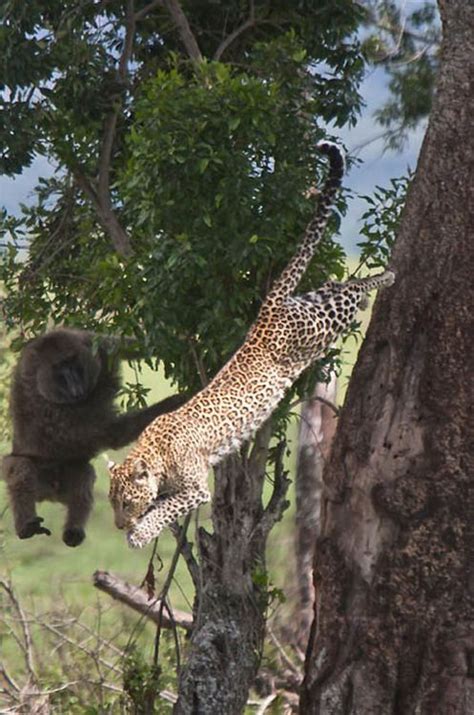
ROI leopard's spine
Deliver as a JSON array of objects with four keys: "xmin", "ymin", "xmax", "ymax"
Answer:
[{"xmin": 264, "ymin": 141, "xmax": 345, "ymax": 308}]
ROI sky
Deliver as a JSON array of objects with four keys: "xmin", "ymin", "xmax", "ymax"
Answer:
[{"xmin": 0, "ymin": 66, "xmax": 426, "ymax": 255}]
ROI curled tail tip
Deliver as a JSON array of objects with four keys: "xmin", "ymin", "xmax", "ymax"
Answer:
[{"xmin": 317, "ymin": 140, "xmax": 346, "ymax": 172}]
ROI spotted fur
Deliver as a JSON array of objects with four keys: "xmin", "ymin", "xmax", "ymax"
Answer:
[{"xmin": 109, "ymin": 142, "xmax": 395, "ymax": 547}]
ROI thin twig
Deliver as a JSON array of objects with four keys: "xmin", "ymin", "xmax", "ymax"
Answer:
[
  {"xmin": 189, "ymin": 340, "xmax": 209, "ymax": 387},
  {"xmin": 169, "ymin": 521, "xmax": 201, "ymax": 593},
  {"xmin": 214, "ymin": 0, "xmax": 255, "ymax": 60},
  {"xmin": 37, "ymin": 618, "xmax": 121, "ymax": 675},
  {"xmin": 0, "ymin": 666, "xmax": 20, "ymax": 694},
  {"xmin": 0, "ymin": 580, "xmax": 37, "ymax": 684},
  {"xmin": 134, "ymin": 0, "xmax": 163, "ymax": 21},
  {"xmin": 153, "ymin": 513, "xmax": 193, "ymax": 664},
  {"xmin": 288, "ymin": 393, "xmax": 340, "ymax": 417},
  {"xmin": 259, "ymin": 441, "xmax": 291, "ymax": 539},
  {"xmin": 268, "ymin": 627, "xmax": 301, "ymax": 680},
  {"xmin": 255, "ymin": 692, "xmax": 278, "ymax": 714}
]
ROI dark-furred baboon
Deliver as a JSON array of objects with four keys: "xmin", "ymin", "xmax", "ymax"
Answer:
[{"xmin": 2, "ymin": 328, "xmax": 185, "ymax": 546}]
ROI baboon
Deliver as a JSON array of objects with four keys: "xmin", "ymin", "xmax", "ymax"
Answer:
[{"xmin": 2, "ymin": 328, "xmax": 185, "ymax": 546}]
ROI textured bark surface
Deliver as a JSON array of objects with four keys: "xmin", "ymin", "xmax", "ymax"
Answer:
[
  {"xmin": 295, "ymin": 378, "xmax": 338, "ymax": 647},
  {"xmin": 301, "ymin": 1, "xmax": 474, "ymax": 712},
  {"xmin": 175, "ymin": 425, "xmax": 290, "ymax": 714}
]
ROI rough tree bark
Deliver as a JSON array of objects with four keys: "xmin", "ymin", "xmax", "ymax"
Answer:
[
  {"xmin": 175, "ymin": 424, "xmax": 290, "ymax": 714},
  {"xmin": 301, "ymin": 1, "xmax": 474, "ymax": 712},
  {"xmin": 294, "ymin": 377, "xmax": 338, "ymax": 648}
]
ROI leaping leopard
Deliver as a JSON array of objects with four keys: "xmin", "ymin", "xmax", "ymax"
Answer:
[{"xmin": 108, "ymin": 141, "xmax": 394, "ymax": 548}]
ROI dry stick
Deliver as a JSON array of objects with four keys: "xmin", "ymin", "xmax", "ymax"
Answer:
[
  {"xmin": 0, "ymin": 581, "xmax": 37, "ymax": 685},
  {"xmin": 93, "ymin": 571, "xmax": 192, "ymax": 631}
]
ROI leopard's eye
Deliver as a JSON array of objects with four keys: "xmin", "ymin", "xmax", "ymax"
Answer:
[{"xmin": 122, "ymin": 499, "xmax": 133, "ymax": 510}]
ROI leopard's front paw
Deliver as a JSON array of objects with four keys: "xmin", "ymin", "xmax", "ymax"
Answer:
[
  {"xmin": 127, "ymin": 516, "xmax": 163, "ymax": 549},
  {"xmin": 18, "ymin": 517, "xmax": 52, "ymax": 539}
]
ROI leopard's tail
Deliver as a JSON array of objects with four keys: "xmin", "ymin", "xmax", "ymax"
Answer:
[{"xmin": 264, "ymin": 141, "xmax": 345, "ymax": 306}]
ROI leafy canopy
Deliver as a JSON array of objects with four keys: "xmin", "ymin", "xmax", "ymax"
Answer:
[{"xmin": 1, "ymin": 1, "xmax": 365, "ymax": 396}]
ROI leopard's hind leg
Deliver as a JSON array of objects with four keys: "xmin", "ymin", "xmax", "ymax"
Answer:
[{"xmin": 291, "ymin": 269, "xmax": 395, "ymax": 360}]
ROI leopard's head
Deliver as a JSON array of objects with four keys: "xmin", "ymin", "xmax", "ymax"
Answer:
[{"xmin": 108, "ymin": 457, "xmax": 159, "ymax": 530}]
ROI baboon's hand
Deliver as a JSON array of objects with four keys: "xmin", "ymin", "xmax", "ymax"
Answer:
[{"xmin": 18, "ymin": 517, "xmax": 52, "ymax": 539}]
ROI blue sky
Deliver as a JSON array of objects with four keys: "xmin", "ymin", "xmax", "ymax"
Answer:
[{"xmin": 0, "ymin": 66, "xmax": 425, "ymax": 255}]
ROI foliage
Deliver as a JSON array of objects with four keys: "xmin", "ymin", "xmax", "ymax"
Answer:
[
  {"xmin": 1, "ymin": 1, "xmax": 365, "ymax": 396},
  {"xmin": 0, "ymin": 0, "xmax": 364, "ymax": 177},
  {"xmin": 356, "ymin": 173, "xmax": 411, "ymax": 270},
  {"xmin": 362, "ymin": 0, "xmax": 440, "ymax": 149}
]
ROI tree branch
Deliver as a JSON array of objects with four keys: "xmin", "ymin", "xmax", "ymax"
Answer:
[
  {"xmin": 93, "ymin": 570, "xmax": 193, "ymax": 631},
  {"xmin": 169, "ymin": 521, "xmax": 201, "ymax": 594},
  {"xmin": 0, "ymin": 580, "xmax": 37, "ymax": 685},
  {"xmin": 259, "ymin": 440, "xmax": 291, "ymax": 539},
  {"xmin": 134, "ymin": 0, "xmax": 163, "ymax": 22},
  {"xmin": 163, "ymin": 0, "xmax": 203, "ymax": 63},
  {"xmin": 74, "ymin": 170, "xmax": 132, "ymax": 256},
  {"xmin": 92, "ymin": 0, "xmax": 136, "ymax": 256},
  {"xmin": 214, "ymin": 0, "xmax": 255, "ymax": 61}
]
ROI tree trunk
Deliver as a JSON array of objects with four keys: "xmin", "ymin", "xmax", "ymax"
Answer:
[
  {"xmin": 301, "ymin": 1, "xmax": 474, "ymax": 712},
  {"xmin": 175, "ymin": 425, "xmax": 290, "ymax": 714},
  {"xmin": 294, "ymin": 377, "xmax": 338, "ymax": 648}
]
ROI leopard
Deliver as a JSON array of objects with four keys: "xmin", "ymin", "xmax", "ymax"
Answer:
[{"xmin": 108, "ymin": 141, "xmax": 395, "ymax": 548}]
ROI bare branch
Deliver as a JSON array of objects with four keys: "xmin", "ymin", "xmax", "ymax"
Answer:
[
  {"xmin": 134, "ymin": 0, "xmax": 163, "ymax": 21},
  {"xmin": 288, "ymin": 393, "xmax": 340, "ymax": 417},
  {"xmin": 0, "ymin": 580, "xmax": 37, "ymax": 684},
  {"xmin": 169, "ymin": 521, "xmax": 201, "ymax": 593},
  {"xmin": 74, "ymin": 170, "xmax": 132, "ymax": 256},
  {"xmin": 93, "ymin": 570, "xmax": 193, "ymax": 631},
  {"xmin": 267, "ymin": 627, "xmax": 301, "ymax": 681},
  {"xmin": 92, "ymin": 0, "xmax": 136, "ymax": 256},
  {"xmin": 0, "ymin": 665, "xmax": 20, "ymax": 694},
  {"xmin": 118, "ymin": 0, "xmax": 136, "ymax": 80},
  {"xmin": 37, "ymin": 617, "xmax": 121, "ymax": 675},
  {"xmin": 259, "ymin": 441, "xmax": 291, "ymax": 538},
  {"xmin": 189, "ymin": 339, "xmax": 209, "ymax": 387},
  {"xmin": 214, "ymin": 0, "xmax": 255, "ymax": 61},
  {"xmin": 153, "ymin": 512, "xmax": 194, "ymax": 664},
  {"xmin": 255, "ymin": 692, "xmax": 278, "ymax": 715},
  {"xmin": 163, "ymin": 0, "xmax": 203, "ymax": 63}
]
